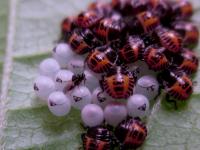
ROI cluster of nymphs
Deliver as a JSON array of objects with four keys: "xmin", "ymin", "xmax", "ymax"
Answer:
[{"xmin": 33, "ymin": 0, "xmax": 199, "ymax": 149}]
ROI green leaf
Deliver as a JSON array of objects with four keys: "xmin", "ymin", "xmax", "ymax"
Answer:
[
  {"xmin": 0, "ymin": 0, "xmax": 8, "ymax": 88},
  {"xmin": 13, "ymin": 0, "xmax": 94, "ymax": 57},
  {"xmin": 1, "ymin": 0, "xmax": 200, "ymax": 150},
  {"xmin": 0, "ymin": 0, "xmax": 8, "ymax": 57}
]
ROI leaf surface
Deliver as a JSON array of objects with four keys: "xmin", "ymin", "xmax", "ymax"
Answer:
[
  {"xmin": 0, "ymin": 0, "xmax": 8, "ymax": 88},
  {"xmin": 1, "ymin": 0, "xmax": 200, "ymax": 150}
]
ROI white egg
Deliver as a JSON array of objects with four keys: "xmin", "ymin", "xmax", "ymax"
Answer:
[
  {"xmin": 39, "ymin": 58, "xmax": 60, "ymax": 79},
  {"xmin": 92, "ymin": 87, "xmax": 113, "ymax": 108},
  {"xmin": 52, "ymin": 43, "xmax": 75, "ymax": 68},
  {"xmin": 48, "ymin": 91, "xmax": 71, "ymax": 116},
  {"xmin": 104, "ymin": 102, "xmax": 127, "ymax": 127},
  {"xmin": 69, "ymin": 86, "xmax": 92, "ymax": 110},
  {"xmin": 134, "ymin": 75, "xmax": 159, "ymax": 100},
  {"xmin": 81, "ymin": 104, "xmax": 104, "ymax": 127},
  {"xmin": 33, "ymin": 76, "xmax": 56, "ymax": 102},
  {"xmin": 55, "ymin": 70, "xmax": 74, "ymax": 91},
  {"xmin": 84, "ymin": 69, "xmax": 99, "ymax": 92},
  {"xmin": 127, "ymin": 94, "xmax": 150, "ymax": 118},
  {"xmin": 67, "ymin": 55, "xmax": 85, "ymax": 74}
]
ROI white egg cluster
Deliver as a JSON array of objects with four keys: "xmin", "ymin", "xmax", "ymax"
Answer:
[{"xmin": 33, "ymin": 43, "xmax": 159, "ymax": 127}]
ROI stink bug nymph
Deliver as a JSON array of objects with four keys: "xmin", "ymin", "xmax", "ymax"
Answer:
[
  {"xmin": 157, "ymin": 69, "xmax": 193, "ymax": 108},
  {"xmin": 115, "ymin": 117, "xmax": 148, "ymax": 149},
  {"xmin": 147, "ymin": 0, "xmax": 172, "ymax": 24},
  {"xmin": 154, "ymin": 27, "xmax": 183, "ymax": 53},
  {"xmin": 60, "ymin": 17, "xmax": 76, "ymax": 41},
  {"xmin": 172, "ymin": 21, "xmax": 199, "ymax": 48},
  {"xmin": 93, "ymin": 17, "xmax": 126, "ymax": 43},
  {"xmin": 172, "ymin": 0, "xmax": 193, "ymax": 20},
  {"xmin": 143, "ymin": 45, "xmax": 169, "ymax": 71},
  {"xmin": 69, "ymin": 28, "xmax": 101, "ymax": 55},
  {"xmin": 119, "ymin": 36, "xmax": 145, "ymax": 64},
  {"xmin": 99, "ymin": 66, "xmax": 136, "ymax": 99},
  {"xmin": 86, "ymin": 46, "xmax": 117, "ymax": 73},
  {"xmin": 172, "ymin": 49, "xmax": 199, "ymax": 75},
  {"xmin": 76, "ymin": 10, "xmax": 103, "ymax": 28},
  {"xmin": 82, "ymin": 126, "xmax": 116, "ymax": 150},
  {"xmin": 88, "ymin": 1, "xmax": 112, "ymax": 17},
  {"xmin": 136, "ymin": 11, "xmax": 160, "ymax": 33}
]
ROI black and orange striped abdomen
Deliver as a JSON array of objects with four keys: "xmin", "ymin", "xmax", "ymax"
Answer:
[
  {"xmin": 167, "ymin": 75, "xmax": 193, "ymax": 100},
  {"xmin": 180, "ymin": 60, "xmax": 198, "ymax": 75},
  {"xmin": 180, "ymin": 49, "xmax": 199, "ymax": 74},
  {"xmin": 136, "ymin": 11, "xmax": 160, "ymax": 33},
  {"xmin": 82, "ymin": 127, "xmax": 114, "ymax": 150},
  {"xmin": 76, "ymin": 10, "xmax": 103, "ymax": 28},
  {"xmin": 94, "ymin": 18, "xmax": 126, "ymax": 42},
  {"xmin": 82, "ymin": 135, "xmax": 111, "ymax": 150},
  {"xmin": 87, "ymin": 50, "xmax": 114, "ymax": 73},
  {"xmin": 103, "ymin": 74, "xmax": 135, "ymax": 99},
  {"xmin": 94, "ymin": 19, "xmax": 110, "ymax": 41},
  {"xmin": 115, "ymin": 118, "xmax": 147, "ymax": 149},
  {"xmin": 173, "ymin": 0, "xmax": 193, "ymax": 19},
  {"xmin": 119, "ymin": 44, "xmax": 140, "ymax": 63},
  {"xmin": 119, "ymin": 36, "xmax": 144, "ymax": 63},
  {"xmin": 123, "ymin": 122, "xmax": 147, "ymax": 148},
  {"xmin": 69, "ymin": 32, "xmax": 91, "ymax": 54},
  {"xmin": 144, "ymin": 46, "xmax": 168, "ymax": 71},
  {"xmin": 184, "ymin": 23, "xmax": 199, "ymax": 45},
  {"xmin": 173, "ymin": 21, "xmax": 199, "ymax": 48},
  {"xmin": 156, "ymin": 27, "xmax": 182, "ymax": 53}
]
